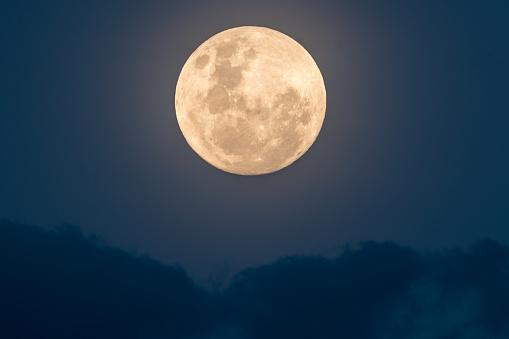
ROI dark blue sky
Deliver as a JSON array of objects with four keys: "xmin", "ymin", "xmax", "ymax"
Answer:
[{"xmin": 1, "ymin": 0, "xmax": 508, "ymax": 278}]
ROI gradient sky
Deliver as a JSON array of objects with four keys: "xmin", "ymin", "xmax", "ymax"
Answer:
[{"xmin": 1, "ymin": 0, "xmax": 508, "ymax": 278}]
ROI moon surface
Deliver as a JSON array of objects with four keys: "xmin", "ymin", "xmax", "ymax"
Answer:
[{"xmin": 175, "ymin": 26, "xmax": 326, "ymax": 175}]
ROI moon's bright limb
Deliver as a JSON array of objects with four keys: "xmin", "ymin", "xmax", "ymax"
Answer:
[{"xmin": 175, "ymin": 26, "xmax": 326, "ymax": 175}]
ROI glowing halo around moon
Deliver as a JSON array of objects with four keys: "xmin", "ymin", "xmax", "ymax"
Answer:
[{"xmin": 175, "ymin": 26, "xmax": 326, "ymax": 175}]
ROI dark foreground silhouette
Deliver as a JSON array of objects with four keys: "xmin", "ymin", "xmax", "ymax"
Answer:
[{"xmin": 1, "ymin": 220, "xmax": 508, "ymax": 339}]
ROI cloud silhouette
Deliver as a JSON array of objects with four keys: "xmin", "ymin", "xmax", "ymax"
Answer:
[
  {"xmin": 224, "ymin": 241, "xmax": 509, "ymax": 339},
  {"xmin": 1, "ymin": 220, "xmax": 508, "ymax": 339},
  {"xmin": 0, "ymin": 221, "xmax": 214, "ymax": 339}
]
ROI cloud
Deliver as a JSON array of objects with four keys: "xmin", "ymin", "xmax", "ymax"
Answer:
[
  {"xmin": 0, "ymin": 221, "xmax": 215, "ymax": 339},
  {"xmin": 1, "ymin": 220, "xmax": 508, "ymax": 338}
]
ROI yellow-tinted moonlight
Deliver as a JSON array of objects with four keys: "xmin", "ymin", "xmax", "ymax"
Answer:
[{"xmin": 175, "ymin": 26, "xmax": 326, "ymax": 175}]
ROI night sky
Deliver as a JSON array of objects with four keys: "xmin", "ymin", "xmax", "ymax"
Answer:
[{"xmin": 1, "ymin": 1, "xmax": 509, "ymax": 338}]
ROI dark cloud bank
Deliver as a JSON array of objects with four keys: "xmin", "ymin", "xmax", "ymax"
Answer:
[{"xmin": 1, "ymin": 220, "xmax": 508, "ymax": 339}]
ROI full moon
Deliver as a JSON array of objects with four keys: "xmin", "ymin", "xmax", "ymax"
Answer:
[{"xmin": 175, "ymin": 26, "xmax": 326, "ymax": 175}]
